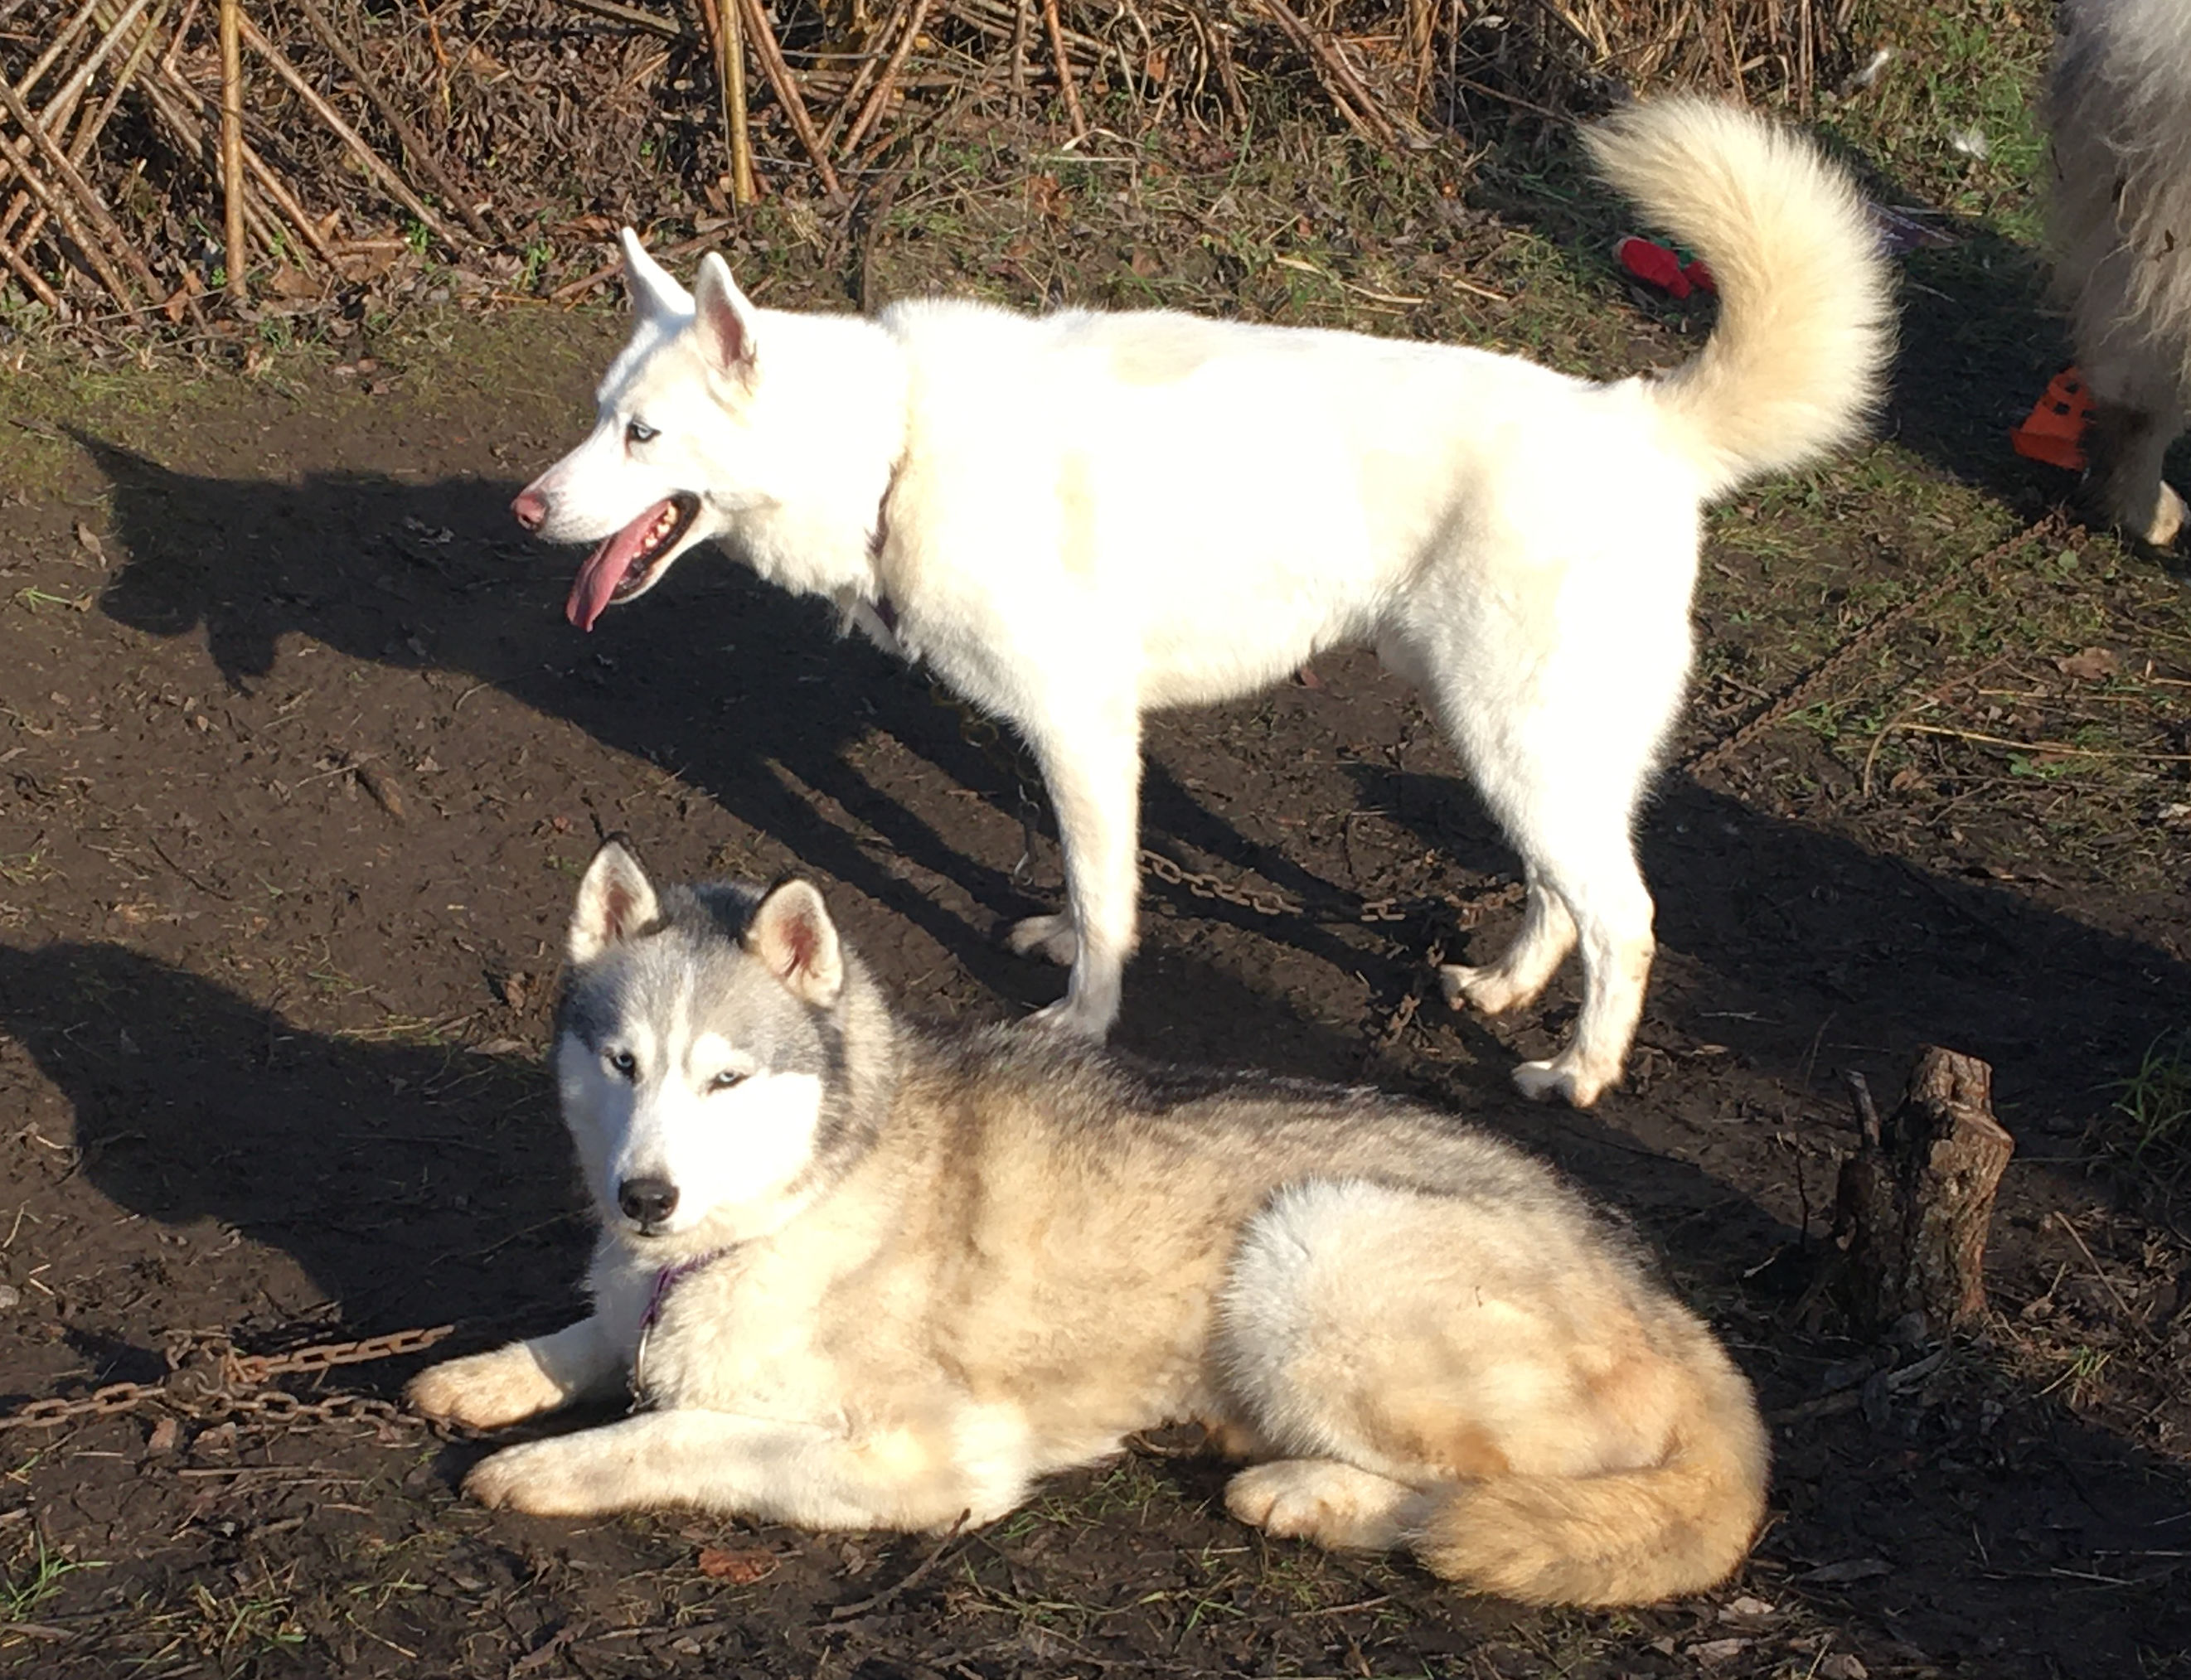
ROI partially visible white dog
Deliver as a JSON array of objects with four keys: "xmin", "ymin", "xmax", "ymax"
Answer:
[
  {"xmin": 511, "ymin": 97, "xmax": 1893, "ymax": 1107},
  {"xmin": 2048, "ymin": 0, "xmax": 2191, "ymax": 551}
]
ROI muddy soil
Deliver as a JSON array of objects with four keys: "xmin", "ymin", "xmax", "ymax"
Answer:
[{"xmin": 1, "ymin": 293, "xmax": 2189, "ymax": 1680}]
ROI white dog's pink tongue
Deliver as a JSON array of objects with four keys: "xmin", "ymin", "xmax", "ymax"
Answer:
[{"xmin": 565, "ymin": 502, "xmax": 668, "ymax": 632}]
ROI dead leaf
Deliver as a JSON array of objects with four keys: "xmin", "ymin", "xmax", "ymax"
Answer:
[
  {"xmin": 146, "ymin": 1415, "xmax": 180, "ymax": 1454},
  {"xmin": 2054, "ymin": 645, "xmax": 2120, "ymax": 682},
  {"xmin": 1688, "ymin": 1637, "xmax": 1752, "ymax": 1663},
  {"xmin": 696, "ymin": 1546, "xmax": 777, "ymax": 1584},
  {"xmin": 74, "ymin": 520, "xmax": 105, "ymax": 564}
]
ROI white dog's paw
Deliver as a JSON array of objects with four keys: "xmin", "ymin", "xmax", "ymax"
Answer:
[
  {"xmin": 1510, "ymin": 1055, "xmax": 1612, "ymax": 1109},
  {"xmin": 2145, "ymin": 481, "xmax": 2187, "ymax": 550},
  {"xmin": 1024, "ymin": 993, "xmax": 1110, "ymax": 1040},
  {"xmin": 1006, "ymin": 913, "xmax": 1078, "ymax": 966},
  {"xmin": 407, "ymin": 1348, "xmax": 565, "ymax": 1431},
  {"xmin": 463, "ymin": 1439, "xmax": 618, "ymax": 1516},
  {"xmin": 1225, "ymin": 1460, "xmax": 1410, "ymax": 1552},
  {"xmin": 1438, "ymin": 961, "xmax": 1539, "ymax": 1018}
]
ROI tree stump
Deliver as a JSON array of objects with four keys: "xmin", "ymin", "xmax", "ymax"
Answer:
[{"xmin": 1831, "ymin": 1048, "xmax": 2015, "ymax": 1339}]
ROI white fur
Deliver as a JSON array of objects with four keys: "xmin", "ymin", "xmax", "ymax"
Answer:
[
  {"xmin": 556, "ymin": 1014, "xmax": 825, "ymax": 1239},
  {"xmin": 515, "ymin": 99, "xmax": 1892, "ymax": 1106},
  {"xmin": 2048, "ymin": 0, "xmax": 2191, "ymax": 548}
]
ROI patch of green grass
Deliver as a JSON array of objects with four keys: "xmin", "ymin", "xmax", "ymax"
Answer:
[
  {"xmin": 1, "ymin": 1525, "xmax": 103, "ymax": 1622},
  {"xmin": 2106, "ymin": 1029, "xmax": 2191, "ymax": 1175}
]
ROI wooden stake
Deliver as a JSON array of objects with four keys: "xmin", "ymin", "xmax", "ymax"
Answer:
[
  {"xmin": 218, "ymin": 0, "xmax": 243, "ymax": 298},
  {"xmin": 1832, "ymin": 1048, "xmax": 2014, "ymax": 1338}
]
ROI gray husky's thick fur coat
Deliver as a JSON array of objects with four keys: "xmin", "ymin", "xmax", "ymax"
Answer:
[
  {"xmin": 2048, "ymin": 0, "xmax": 2191, "ymax": 549},
  {"xmin": 409, "ymin": 843, "xmax": 1768, "ymax": 1607}
]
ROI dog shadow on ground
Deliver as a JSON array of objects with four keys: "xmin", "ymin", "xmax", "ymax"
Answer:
[
  {"xmin": 1358, "ymin": 758, "xmax": 2191, "ymax": 1139},
  {"xmin": 80, "ymin": 435, "xmax": 1422, "ymax": 1011},
  {"xmin": 80, "ymin": 434, "xmax": 2191, "ymax": 1130},
  {"xmin": 0, "ymin": 932, "xmax": 1735, "ymax": 1363}
]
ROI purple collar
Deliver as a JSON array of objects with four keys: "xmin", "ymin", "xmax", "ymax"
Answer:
[{"xmin": 630, "ymin": 1246, "xmax": 733, "ymax": 1405}]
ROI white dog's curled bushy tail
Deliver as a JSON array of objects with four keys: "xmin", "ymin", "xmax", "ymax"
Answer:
[
  {"xmin": 1586, "ymin": 98, "xmax": 1895, "ymax": 501},
  {"xmin": 1410, "ymin": 1343, "xmax": 1770, "ymax": 1606}
]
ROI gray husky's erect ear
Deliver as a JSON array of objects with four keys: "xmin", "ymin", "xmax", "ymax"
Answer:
[
  {"xmin": 569, "ymin": 840, "xmax": 662, "ymax": 965},
  {"xmin": 691, "ymin": 252, "xmax": 761, "ymax": 378},
  {"xmin": 619, "ymin": 227, "xmax": 691, "ymax": 324},
  {"xmin": 744, "ymin": 879, "xmax": 844, "ymax": 1006}
]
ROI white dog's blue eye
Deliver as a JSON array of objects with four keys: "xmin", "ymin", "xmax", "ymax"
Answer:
[
  {"xmin": 608, "ymin": 1048, "xmax": 637, "ymax": 1079},
  {"xmin": 625, "ymin": 420, "xmax": 657, "ymax": 446},
  {"xmin": 709, "ymin": 1070, "xmax": 746, "ymax": 1092}
]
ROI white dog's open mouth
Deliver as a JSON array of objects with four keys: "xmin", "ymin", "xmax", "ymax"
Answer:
[{"xmin": 565, "ymin": 491, "xmax": 700, "ymax": 632}]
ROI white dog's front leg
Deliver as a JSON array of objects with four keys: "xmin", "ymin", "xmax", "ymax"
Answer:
[
  {"xmin": 1020, "ymin": 708, "xmax": 1143, "ymax": 1039},
  {"xmin": 407, "ymin": 1317, "xmax": 625, "ymax": 1431},
  {"xmin": 463, "ymin": 1410, "xmax": 1019, "ymax": 1530}
]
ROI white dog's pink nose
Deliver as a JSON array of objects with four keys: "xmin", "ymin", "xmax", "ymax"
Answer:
[{"xmin": 512, "ymin": 487, "xmax": 548, "ymax": 531}]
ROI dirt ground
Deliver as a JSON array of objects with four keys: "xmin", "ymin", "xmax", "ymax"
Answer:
[{"xmin": 5, "ymin": 106, "xmax": 2191, "ymax": 1679}]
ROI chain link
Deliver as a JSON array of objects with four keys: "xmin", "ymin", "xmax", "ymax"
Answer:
[
  {"xmin": 0, "ymin": 1323, "xmax": 454, "ymax": 1436},
  {"xmin": 1681, "ymin": 511, "xmax": 2065, "ymax": 779}
]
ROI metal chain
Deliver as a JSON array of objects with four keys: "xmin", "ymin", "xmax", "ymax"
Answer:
[
  {"xmin": 0, "ymin": 1323, "xmax": 454, "ymax": 1436},
  {"xmin": 1681, "ymin": 511, "xmax": 2065, "ymax": 779}
]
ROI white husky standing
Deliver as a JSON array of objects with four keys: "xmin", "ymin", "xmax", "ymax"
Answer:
[
  {"xmin": 409, "ymin": 840, "xmax": 1769, "ymax": 1606},
  {"xmin": 511, "ymin": 98, "xmax": 1893, "ymax": 1106},
  {"xmin": 2047, "ymin": 0, "xmax": 2191, "ymax": 552}
]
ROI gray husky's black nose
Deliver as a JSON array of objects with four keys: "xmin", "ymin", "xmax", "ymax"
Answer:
[{"xmin": 618, "ymin": 1176, "xmax": 678, "ymax": 1227}]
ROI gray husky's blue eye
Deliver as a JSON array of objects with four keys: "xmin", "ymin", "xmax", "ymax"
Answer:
[
  {"xmin": 709, "ymin": 1070, "xmax": 746, "ymax": 1093},
  {"xmin": 608, "ymin": 1048, "xmax": 637, "ymax": 1079},
  {"xmin": 625, "ymin": 419, "xmax": 657, "ymax": 446}
]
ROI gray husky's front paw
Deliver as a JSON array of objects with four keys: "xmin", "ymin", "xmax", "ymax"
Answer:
[
  {"xmin": 463, "ymin": 1438, "xmax": 619, "ymax": 1515},
  {"xmin": 407, "ymin": 1347, "xmax": 567, "ymax": 1431}
]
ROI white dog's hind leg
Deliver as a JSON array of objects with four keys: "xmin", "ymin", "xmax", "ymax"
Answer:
[
  {"xmin": 1438, "ymin": 866, "xmax": 1577, "ymax": 1016},
  {"xmin": 407, "ymin": 1317, "xmax": 624, "ymax": 1431},
  {"xmin": 1505, "ymin": 836, "xmax": 1655, "ymax": 1109},
  {"xmin": 463, "ymin": 1411, "xmax": 1025, "ymax": 1530},
  {"xmin": 1413, "ymin": 629, "xmax": 1674, "ymax": 1108},
  {"xmin": 1020, "ymin": 709, "xmax": 1143, "ymax": 1039}
]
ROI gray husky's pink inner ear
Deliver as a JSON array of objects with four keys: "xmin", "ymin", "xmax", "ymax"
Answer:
[
  {"xmin": 693, "ymin": 253, "xmax": 758, "ymax": 375},
  {"xmin": 746, "ymin": 881, "xmax": 843, "ymax": 1004},
  {"xmin": 570, "ymin": 843, "xmax": 661, "ymax": 965}
]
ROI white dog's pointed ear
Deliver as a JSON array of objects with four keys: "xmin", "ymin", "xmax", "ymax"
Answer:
[
  {"xmin": 570, "ymin": 840, "xmax": 662, "ymax": 965},
  {"xmin": 620, "ymin": 227, "xmax": 691, "ymax": 323},
  {"xmin": 692, "ymin": 252, "xmax": 760, "ymax": 377},
  {"xmin": 744, "ymin": 879, "xmax": 843, "ymax": 1005}
]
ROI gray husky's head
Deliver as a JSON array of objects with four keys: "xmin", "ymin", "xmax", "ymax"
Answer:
[{"xmin": 555, "ymin": 840, "xmax": 880, "ymax": 1251}]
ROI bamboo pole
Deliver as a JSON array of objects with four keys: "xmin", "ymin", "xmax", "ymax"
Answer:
[
  {"xmin": 693, "ymin": 0, "xmax": 754, "ymax": 206},
  {"xmin": 140, "ymin": 55, "xmax": 337, "ymax": 267},
  {"xmin": 218, "ymin": 0, "xmax": 245, "ymax": 297}
]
